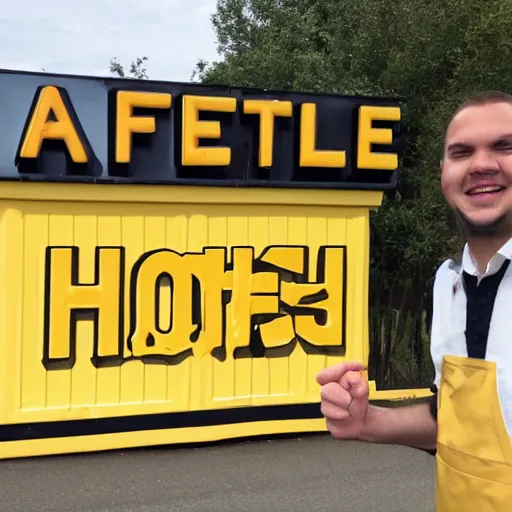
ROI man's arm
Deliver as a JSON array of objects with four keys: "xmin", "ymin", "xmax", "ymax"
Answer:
[
  {"xmin": 359, "ymin": 398, "xmax": 438, "ymax": 452},
  {"xmin": 319, "ymin": 263, "xmax": 449, "ymax": 452},
  {"xmin": 357, "ymin": 260, "xmax": 450, "ymax": 453},
  {"xmin": 318, "ymin": 362, "xmax": 439, "ymax": 453}
]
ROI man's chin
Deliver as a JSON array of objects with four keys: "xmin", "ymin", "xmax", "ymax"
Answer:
[{"xmin": 454, "ymin": 209, "xmax": 509, "ymax": 237}]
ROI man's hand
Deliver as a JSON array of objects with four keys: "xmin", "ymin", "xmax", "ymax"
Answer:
[{"xmin": 316, "ymin": 362, "xmax": 369, "ymax": 440}]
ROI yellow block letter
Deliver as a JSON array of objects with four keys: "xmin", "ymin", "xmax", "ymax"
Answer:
[
  {"xmin": 43, "ymin": 247, "xmax": 124, "ymax": 365},
  {"xmin": 182, "ymin": 95, "xmax": 236, "ymax": 166},
  {"xmin": 115, "ymin": 90, "xmax": 172, "ymax": 163},
  {"xmin": 257, "ymin": 246, "xmax": 306, "ymax": 350},
  {"xmin": 357, "ymin": 105, "xmax": 401, "ymax": 170},
  {"xmin": 281, "ymin": 246, "xmax": 345, "ymax": 349},
  {"xmin": 299, "ymin": 103, "xmax": 346, "ymax": 168},
  {"xmin": 224, "ymin": 247, "xmax": 280, "ymax": 356},
  {"xmin": 128, "ymin": 248, "xmax": 226, "ymax": 359},
  {"xmin": 19, "ymin": 86, "xmax": 88, "ymax": 163},
  {"xmin": 243, "ymin": 99, "xmax": 292, "ymax": 167}
]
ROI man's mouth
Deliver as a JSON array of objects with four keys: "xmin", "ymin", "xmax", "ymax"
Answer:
[{"xmin": 466, "ymin": 185, "xmax": 506, "ymax": 195}]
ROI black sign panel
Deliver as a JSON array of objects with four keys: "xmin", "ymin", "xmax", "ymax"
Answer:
[{"xmin": 0, "ymin": 69, "xmax": 407, "ymax": 190}]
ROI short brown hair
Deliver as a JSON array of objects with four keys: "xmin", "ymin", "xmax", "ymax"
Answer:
[
  {"xmin": 443, "ymin": 91, "xmax": 512, "ymax": 155},
  {"xmin": 452, "ymin": 90, "xmax": 512, "ymax": 118}
]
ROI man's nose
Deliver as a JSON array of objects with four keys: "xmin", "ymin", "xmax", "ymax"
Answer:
[{"xmin": 469, "ymin": 150, "xmax": 500, "ymax": 174}]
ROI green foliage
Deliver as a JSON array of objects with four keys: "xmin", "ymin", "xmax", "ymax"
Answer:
[
  {"xmin": 193, "ymin": 0, "xmax": 512, "ymax": 387},
  {"xmin": 110, "ymin": 56, "xmax": 149, "ymax": 79}
]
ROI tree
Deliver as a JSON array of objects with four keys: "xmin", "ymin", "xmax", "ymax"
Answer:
[
  {"xmin": 193, "ymin": 0, "xmax": 512, "ymax": 388},
  {"xmin": 110, "ymin": 56, "xmax": 149, "ymax": 79}
]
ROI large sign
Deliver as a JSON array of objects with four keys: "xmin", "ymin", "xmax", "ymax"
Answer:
[
  {"xmin": 0, "ymin": 69, "xmax": 406, "ymax": 190},
  {"xmin": 43, "ymin": 244, "xmax": 346, "ymax": 369},
  {"xmin": 0, "ymin": 70, "xmax": 417, "ymax": 460}
]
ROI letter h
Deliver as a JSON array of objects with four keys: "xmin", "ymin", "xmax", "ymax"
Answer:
[{"xmin": 43, "ymin": 246, "xmax": 124, "ymax": 369}]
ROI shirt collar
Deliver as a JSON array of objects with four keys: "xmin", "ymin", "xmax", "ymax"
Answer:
[{"xmin": 462, "ymin": 237, "xmax": 512, "ymax": 278}]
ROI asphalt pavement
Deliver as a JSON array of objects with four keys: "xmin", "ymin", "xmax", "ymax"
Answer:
[{"xmin": 0, "ymin": 434, "xmax": 434, "ymax": 512}]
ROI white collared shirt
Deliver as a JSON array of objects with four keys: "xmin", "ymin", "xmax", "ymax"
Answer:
[
  {"xmin": 461, "ymin": 237, "xmax": 512, "ymax": 282},
  {"xmin": 430, "ymin": 238, "xmax": 512, "ymax": 434}
]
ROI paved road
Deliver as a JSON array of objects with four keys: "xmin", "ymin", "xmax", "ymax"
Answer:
[{"xmin": 0, "ymin": 434, "xmax": 434, "ymax": 512}]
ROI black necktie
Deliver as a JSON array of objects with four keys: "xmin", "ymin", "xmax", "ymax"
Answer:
[{"xmin": 463, "ymin": 259, "xmax": 510, "ymax": 359}]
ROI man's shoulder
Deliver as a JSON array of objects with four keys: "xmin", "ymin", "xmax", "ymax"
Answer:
[
  {"xmin": 430, "ymin": 259, "xmax": 464, "ymax": 374},
  {"xmin": 434, "ymin": 258, "xmax": 460, "ymax": 286},
  {"xmin": 431, "ymin": 258, "xmax": 462, "ymax": 304}
]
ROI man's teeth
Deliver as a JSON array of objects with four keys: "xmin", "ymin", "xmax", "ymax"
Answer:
[{"xmin": 469, "ymin": 186, "xmax": 503, "ymax": 194}]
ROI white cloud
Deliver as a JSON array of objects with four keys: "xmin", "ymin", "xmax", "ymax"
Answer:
[{"xmin": 0, "ymin": 0, "xmax": 220, "ymax": 81}]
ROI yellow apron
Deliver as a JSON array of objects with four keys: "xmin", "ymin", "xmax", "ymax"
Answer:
[{"xmin": 435, "ymin": 354, "xmax": 512, "ymax": 511}]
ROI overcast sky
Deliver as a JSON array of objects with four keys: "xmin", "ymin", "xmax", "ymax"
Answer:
[{"xmin": 0, "ymin": 0, "xmax": 219, "ymax": 82}]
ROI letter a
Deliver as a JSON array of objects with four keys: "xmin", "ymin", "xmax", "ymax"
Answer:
[{"xmin": 18, "ymin": 85, "xmax": 89, "ymax": 163}]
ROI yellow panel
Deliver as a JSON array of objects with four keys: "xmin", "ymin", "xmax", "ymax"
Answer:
[
  {"xmin": 0, "ymin": 183, "xmax": 431, "ymax": 459},
  {"xmin": 164, "ymin": 214, "xmax": 191, "ymax": 410},
  {"xmin": 287, "ymin": 216, "xmax": 308, "ymax": 401},
  {"xmin": 187, "ymin": 213, "xmax": 210, "ymax": 411},
  {"xmin": 70, "ymin": 214, "xmax": 98, "ymax": 408},
  {"xmin": 304, "ymin": 216, "xmax": 327, "ymax": 396},
  {"xmin": 96, "ymin": 215, "xmax": 122, "ymax": 406},
  {"xmin": 209, "ymin": 214, "xmax": 232, "ymax": 404},
  {"xmin": 248, "ymin": 215, "xmax": 270, "ymax": 402},
  {"xmin": 229, "ymin": 215, "xmax": 252, "ymax": 403},
  {"xmin": 0, "ymin": 208, "xmax": 23, "ymax": 423},
  {"xmin": 20, "ymin": 213, "xmax": 48, "ymax": 412},
  {"xmin": 142, "ymin": 216, "xmax": 168, "ymax": 404},
  {"xmin": 120, "ymin": 215, "xmax": 145, "ymax": 405},
  {"xmin": 268, "ymin": 215, "xmax": 290, "ymax": 398},
  {"xmin": 45, "ymin": 213, "xmax": 73, "ymax": 409}
]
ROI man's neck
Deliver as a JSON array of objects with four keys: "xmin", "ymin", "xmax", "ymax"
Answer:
[{"xmin": 467, "ymin": 235, "xmax": 512, "ymax": 274}]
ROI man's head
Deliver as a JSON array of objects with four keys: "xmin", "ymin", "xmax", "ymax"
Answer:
[{"xmin": 441, "ymin": 91, "xmax": 512, "ymax": 239}]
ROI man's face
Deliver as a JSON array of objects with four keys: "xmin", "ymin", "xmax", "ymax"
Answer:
[{"xmin": 441, "ymin": 101, "xmax": 512, "ymax": 236}]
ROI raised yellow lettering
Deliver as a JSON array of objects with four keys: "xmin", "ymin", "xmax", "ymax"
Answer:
[
  {"xmin": 258, "ymin": 247, "xmax": 305, "ymax": 348},
  {"xmin": 281, "ymin": 246, "xmax": 345, "ymax": 347},
  {"xmin": 260, "ymin": 246, "xmax": 305, "ymax": 275},
  {"xmin": 243, "ymin": 99, "xmax": 292, "ymax": 167},
  {"xmin": 299, "ymin": 103, "xmax": 346, "ymax": 168},
  {"xmin": 19, "ymin": 86, "xmax": 88, "ymax": 163},
  {"xmin": 357, "ymin": 105, "xmax": 401, "ymax": 170},
  {"xmin": 224, "ymin": 247, "xmax": 280, "ymax": 355},
  {"xmin": 128, "ymin": 248, "xmax": 225, "ymax": 359},
  {"xmin": 43, "ymin": 247, "xmax": 124, "ymax": 365},
  {"xmin": 115, "ymin": 91, "xmax": 172, "ymax": 163},
  {"xmin": 182, "ymin": 95, "xmax": 236, "ymax": 166},
  {"xmin": 246, "ymin": 246, "xmax": 346, "ymax": 351}
]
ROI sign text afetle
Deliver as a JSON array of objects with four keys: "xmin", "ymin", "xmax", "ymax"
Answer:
[{"xmin": 1, "ymin": 70, "xmax": 406, "ymax": 189}]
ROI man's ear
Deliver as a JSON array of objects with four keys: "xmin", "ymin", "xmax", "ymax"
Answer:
[{"xmin": 440, "ymin": 159, "xmax": 443, "ymax": 173}]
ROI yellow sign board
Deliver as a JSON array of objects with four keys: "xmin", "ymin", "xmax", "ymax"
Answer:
[{"xmin": 0, "ymin": 69, "xmax": 413, "ymax": 459}]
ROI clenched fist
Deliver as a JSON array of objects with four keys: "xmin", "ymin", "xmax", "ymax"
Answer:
[{"xmin": 316, "ymin": 362, "xmax": 370, "ymax": 440}]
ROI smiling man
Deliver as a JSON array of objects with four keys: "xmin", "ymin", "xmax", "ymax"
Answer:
[{"xmin": 317, "ymin": 91, "xmax": 512, "ymax": 511}]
